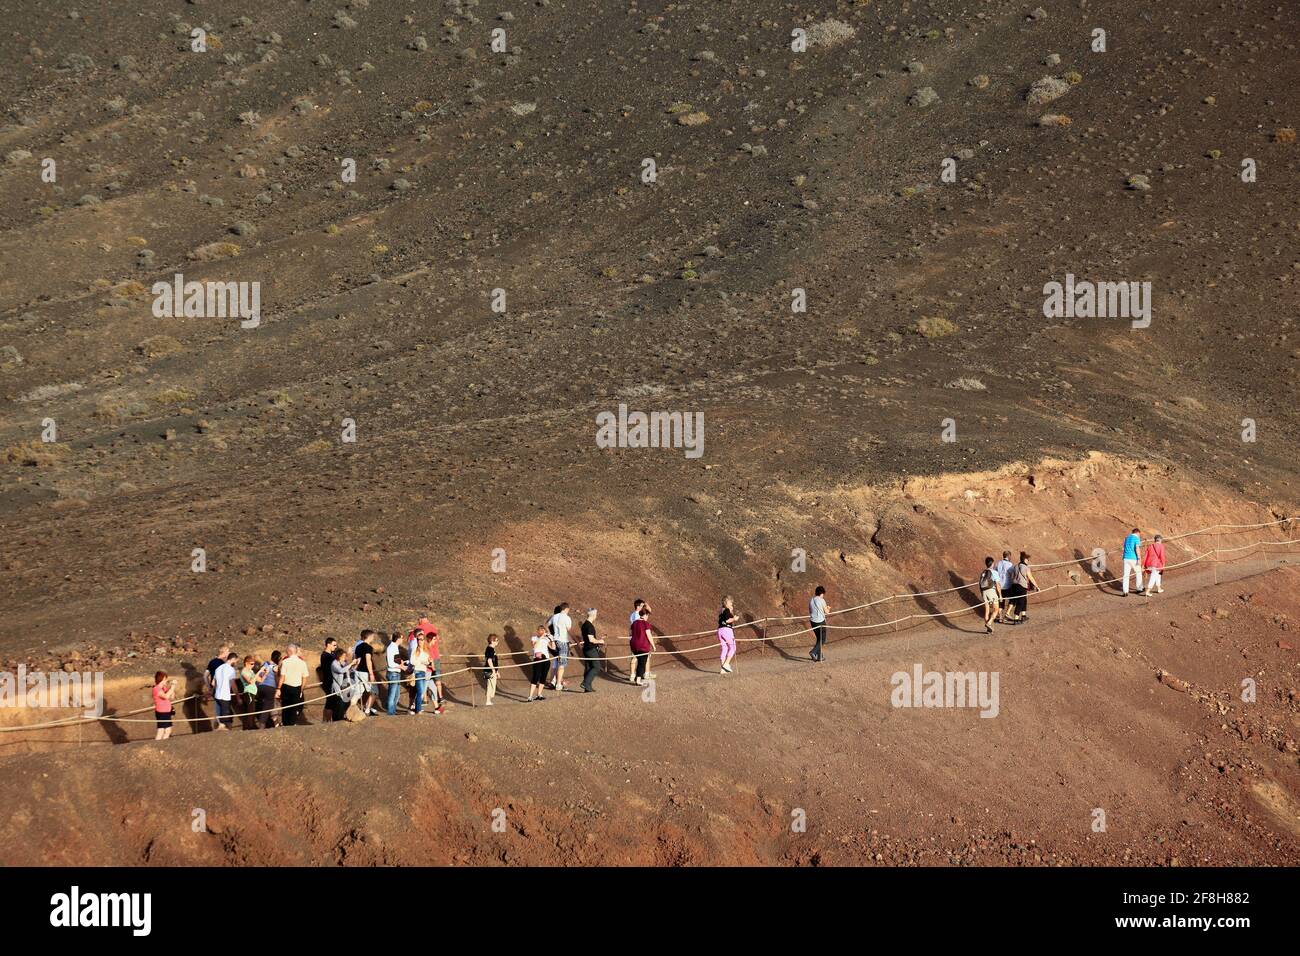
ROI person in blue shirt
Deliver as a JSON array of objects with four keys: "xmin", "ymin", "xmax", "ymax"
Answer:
[{"xmin": 1121, "ymin": 528, "xmax": 1145, "ymax": 596}]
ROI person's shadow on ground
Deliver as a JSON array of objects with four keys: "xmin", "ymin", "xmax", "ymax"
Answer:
[
  {"xmin": 652, "ymin": 622, "xmax": 705, "ymax": 672},
  {"xmin": 911, "ymin": 580, "xmax": 981, "ymax": 634},
  {"xmin": 180, "ymin": 662, "xmax": 211, "ymax": 734},
  {"xmin": 753, "ymin": 612, "xmax": 807, "ymax": 661}
]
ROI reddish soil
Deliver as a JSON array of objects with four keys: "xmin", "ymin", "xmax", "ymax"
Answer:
[{"xmin": 0, "ymin": 1, "xmax": 1297, "ymax": 866}]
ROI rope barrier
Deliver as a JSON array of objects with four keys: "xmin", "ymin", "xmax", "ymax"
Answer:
[{"xmin": 0, "ymin": 519, "xmax": 1293, "ymax": 734}]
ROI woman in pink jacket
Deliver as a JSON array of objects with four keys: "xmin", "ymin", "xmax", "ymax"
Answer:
[{"xmin": 1142, "ymin": 534, "xmax": 1166, "ymax": 594}]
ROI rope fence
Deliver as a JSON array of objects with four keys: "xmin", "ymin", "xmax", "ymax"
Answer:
[{"xmin": 1, "ymin": 517, "xmax": 1294, "ymax": 736}]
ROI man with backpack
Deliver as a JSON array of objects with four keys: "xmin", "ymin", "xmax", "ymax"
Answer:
[{"xmin": 978, "ymin": 557, "xmax": 1002, "ymax": 634}]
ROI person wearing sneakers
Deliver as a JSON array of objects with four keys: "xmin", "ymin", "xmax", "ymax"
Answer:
[
  {"xmin": 1009, "ymin": 552, "xmax": 1039, "ymax": 622},
  {"xmin": 628, "ymin": 599, "xmax": 649, "ymax": 680},
  {"xmin": 483, "ymin": 634, "xmax": 500, "ymax": 706},
  {"xmin": 580, "ymin": 609, "xmax": 604, "ymax": 693},
  {"xmin": 978, "ymin": 557, "xmax": 1002, "ymax": 633},
  {"xmin": 717, "ymin": 596, "xmax": 739, "ymax": 674},
  {"xmin": 528, "ymin": 625, "xmax": 553, "ymax": 702},
  {"xmin": 409, "ymin": 632, "xmax": 431, "ymax": 716},
  {"xmin": 424, "ymin": 624, "xmax": 445, "ymax": 715},
  {"xmin": 629, "ymin": 607, "xmax": 654, "ymax": 685},
  {"xmin": 384, "ymin": 633, "xmax": 407, "ymax": 716},
  {"xmin": 993, "ymin": 551, "xmax": 1015, "ymax": 623},
  {"xmin": 547, "ymin": 602, "xmax": 573, "ymax": 692},
  {"xmin": 353, "ymin": 631, "xmax": 379, "ymax": 716},
  {"xmin": 1143, "ymin": 533, "xmax": 1166, "ymax": 594},
  {"xmin": 809, "ymin": 585, "xmax": 829, "ymax": 662},
  {"xmin": 1121, "ymin": 528, "xmax": 1146, "ymax": 596}
]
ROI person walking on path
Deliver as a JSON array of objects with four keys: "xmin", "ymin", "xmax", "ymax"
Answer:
[
  {"xmin": 809, "ymin": 586, "xmax": 830, "ymax": 661},
  {"xmin": 213, "ymin": 652, "xmax": 240, "ymax": 731},
  {"xmin": 202, "ymin": 643, "xmax": 229, "ymax": 726},
  {"xmin": 580, "ymin": 609, "xmax": 605, "ymax": 693},
  {"xmin": 330, "ymin": 649, "xmax": 361, "ymax": 721},
  {"xmin": 547, "ymin": 603, "xmax": 574, "ymax": 691},
  {"xmin": 993, "ymin": 551, "xmax": 1015, "ymax": 623},
  {"xmin": 627, "ymin": 599, "xmax": 650, "ymax": 680},
  {"xmin": 528, "ymin": 625, "xmax": 553, "ymax": 701},
  {"xmin": 353, "ymin": 631, "xmax": 379, "ymax": 716},
  {"xmin": 1142, "ymin": 534, "xmax": 1166, "ymax": 594},
  {"xmin": 409, "ymin": 633, "xmax": 432, "ymax": 716},
  {"xmin": 718, "ymin": 596, "xmax": 739, "ymax": 674},
  {"xmin": 422, "ymin": 625, "xmax": 445, "ymax": 715},
  {"xmin": 238, "ymin": 655, "xmax": 260, "ymax": 729},
  {"xmin": 483, "ymin": 634, "xmax": 500, "ymax": 706},
  {"xmin": 152, "ymin": 671, "xmax": 176, "ymax": 741},
  {"xmin": 319, "ymin": 637, "xmax": 339, "ymax": 721},
  {"xmin": 384, "ymin": 633, "xmax": 407, "ymax": 716},
  {"xmin": 255, "ymin": 651, "xmax": 281, "ymax": 728},
  {"xmin": 1121, "ymin": 528, "xmax": 1146, "ymax": 596},
  {"xmin": 978, "ymin": 557, "xmax": 1002, "ymax": 634},
  {"xmin": 629, "ymin": 607, "xmax": 654, "ymax": 685},
  {"xmin": 277, "ymin": 644, "xmax": 311, "ymax": 726},
  {"xmin": 1008, "ymin": 552, "xmax": 1039, "ymax": 622}
]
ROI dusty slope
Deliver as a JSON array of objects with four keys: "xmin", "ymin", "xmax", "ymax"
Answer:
[
  {"xmin": 0, "ymin": 0, "xmax": 1297, "ymax": 664},
  {"xmin": 1, "ymin": 562, "xmax": 1297, "ymax": 867}
]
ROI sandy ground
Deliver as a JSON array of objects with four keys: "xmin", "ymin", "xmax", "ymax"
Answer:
[{"xmin": 1, "ymin": 555, "xmax": 1296, "ymax": 866}]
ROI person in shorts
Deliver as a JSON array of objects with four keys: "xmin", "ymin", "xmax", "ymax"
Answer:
[
  {"xmin": 978, "ymin": 556, "xmax": 1002, "ymax": 634},
  {"xmin": 153, "ymin": 671, "xmax": 176, "ymax": 741},
  {"xmin": 353, "ymin": 630, "xmax": 379, "ymax": 716}
]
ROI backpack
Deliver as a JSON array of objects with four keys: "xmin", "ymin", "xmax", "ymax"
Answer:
[{"xmin": 979, "ymin": 569, "xmax": 995, "ymax": 591}]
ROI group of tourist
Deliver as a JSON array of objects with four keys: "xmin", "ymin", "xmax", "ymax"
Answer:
[
  {"xmin": 975, "ymin": 528, "xmax": 1168, "ymax": 633},
  {"xmin": 146, "ymin": 528, "xmax": 1172, "ymax": 737}
]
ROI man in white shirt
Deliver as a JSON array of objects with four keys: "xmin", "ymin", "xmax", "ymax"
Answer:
[
  {"xmin": 212, "ymin": 652, "xmax": 239, "ymax": 731},
  {"xmin": 384, "ymin": 634, "xmax": 406, "ymax": 716},
  {"xmin": 547, "ymin": 602, "xmax": 573, "ymax": 691},
  {"xmin": 809, "ymin": 586, "xmax": 830, "ymax": 662}
]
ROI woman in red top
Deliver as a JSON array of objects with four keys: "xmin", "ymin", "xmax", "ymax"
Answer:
[
  {"xmin": 1142, "ymin": 534, "xmax": 1166, "ymax": 594},
  {"xmin": 152, "ymin": 671, "xmax": 176, "ymax": 741},
  {"xmin": 629, "ymin": 608, "xmax": 654, "ymax": 686}
]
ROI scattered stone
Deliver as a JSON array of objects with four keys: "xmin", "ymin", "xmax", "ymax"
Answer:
[
  {"xmin": 968, "ymin": 74, "xmax": 990, "ymax": 90},
  {"xmin": 1125, "ymin": 174, "xmax": 1151, "ymax": 192},
  {"xmin": 1156, "ymin": 670, "xmax": 1190, "ymax": 693},
  {"xmin": 914, "ymin": 316, "xmax": 958, "ymax": 338},
  {"xmin": 805, "ymin": 19, "xmax": 856, "ymax": 48},
  {"xmin": 676, "ymin": 111, "xmax": 710, "ymax": 126},
  {"xmin": 1026, "ymin": 76, "xmax": 1070, "ymax": 106},
  {"xmin": 188, "ymin": 241, "xmax": 241, "ymax": 261},
  {"xmin": 908, "ymin": 87, "xmax": 940, "ymax": 108}
]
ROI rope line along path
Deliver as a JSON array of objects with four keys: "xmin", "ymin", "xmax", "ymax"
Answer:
[{"xmin": 1, "ymin": 519, "xmax": 1295, "ymax": 734}]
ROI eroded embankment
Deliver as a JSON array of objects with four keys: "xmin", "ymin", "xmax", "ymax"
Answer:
[{"xmin": 1, "ymin": 451, "xmax": 1295, "ymax": 758}]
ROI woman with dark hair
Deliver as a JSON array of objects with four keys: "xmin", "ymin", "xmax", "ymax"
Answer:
[
  {"xmin": 629, "ymin": 607, "xmax": 654, "ymax": 685},
  {"xmin": 256, "ymin": 650, "xmax": 281, "ymax": 728},
  {"xmin": 331, "ymin": 648, "xmax": 361, "ymax": 721},
  {"xmin": 1007, "ymin": 551, "xmax": 1039, "ymax": 622},
  {"xmin": 152, "ymin": 671, "xmax": 176, "ymax": 741}
]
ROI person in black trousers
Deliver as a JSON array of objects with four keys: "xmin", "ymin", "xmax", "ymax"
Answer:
[
  {"xmin": 580, "ymin": 608, "xmax": 605, "ymax": 692},
  {"xmin": 319, "ymin": 637, "xmax": 338, "ymax": 721}
]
